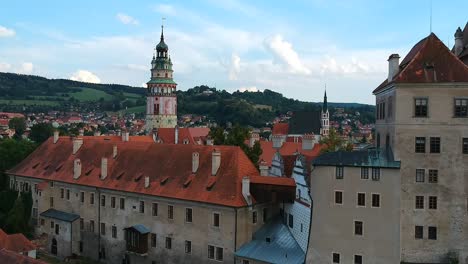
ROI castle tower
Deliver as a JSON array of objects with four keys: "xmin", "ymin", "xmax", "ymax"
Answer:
[
  {"xmin": 320, "ymin": 90, "xmax": 329, "ymax": 136},
  {"xmin": 146, "ymin": 25, "xmax": 177, "ymax": 131}
]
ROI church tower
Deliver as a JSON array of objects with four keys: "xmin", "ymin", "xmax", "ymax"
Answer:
[
  {"xmin": 146, "ymin": 25, "xmax": 177, "ymax": 131},
  {"xmin": 320, "ymin": 90, "xmax": 329, "ymax": 136}
]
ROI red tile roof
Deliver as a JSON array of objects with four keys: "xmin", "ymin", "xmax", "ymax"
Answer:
[
  {"xmin": 0, "ymin": 249, "xmax": 45, "ymax": 264},
  {"xmin": 0, "ymin": 229, "xmax": 36, "ymax": 254},
  {"xmin": 373, "ymin": 33, "xmax": 468, "ymax": 94},
  {"xmin": 250, "ymin": 175, "xmax": 296, "ymax": 187},
  {"xmin": 272, "ymin": 123, "xmax": 289, "ymax": 135},
  {"xmin": 8, "ymin": 136, "xmax": 261, "ymax": 207},
  {"xmin": 259, "ymin": 141, "xmax": 322, "ymax": 167},
  {"xmin": 156, "ymin": 127, "xmax": 210, "ymax": 144}
]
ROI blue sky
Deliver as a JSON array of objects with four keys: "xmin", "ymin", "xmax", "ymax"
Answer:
[{"xmin": 0, "ymin": 0, "xmax": 467, "ymax": 104}]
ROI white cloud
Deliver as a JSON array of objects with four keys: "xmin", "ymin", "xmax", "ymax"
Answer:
[
  {"xmin": 265, "ymin": 34, "xmax": 311, "ymax": 75},
  {"xmin": 228, "ymin": 54, "xmax": 241, "ymax": 80},
  {"xmin": 18, "ymin": 62, "xmax": 34, "ymax": 74},
  {"xmin": 0, "ymin": 62, "xmax": 11, "ymax": 72},
  {"xmin": 153, "ymin": 4, "xmax": 177, "ymax": 16},
  {"xmin": 0, "ymin": 26, "xmax": 15, "ymax": 37},
  {"xmin": 238, "ymin": 86, "xmax": 261, "ymax": 92},
  {"xmin": 70, "ymin": 70, "xmax": 101, "ymax": 83},
  {"xmin": 116, "ymin": 13, "xmax": 139, "ymax": 25}
]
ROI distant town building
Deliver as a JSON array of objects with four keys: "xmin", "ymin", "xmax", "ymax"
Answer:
[{"xmin": 0, "ymin": 229, "xmax": 37, "ymax": 259}]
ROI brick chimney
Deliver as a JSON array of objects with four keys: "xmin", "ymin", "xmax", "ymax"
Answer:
[
  {"xmin": 387, "ymin": 54, "xmax": 400, "ymax": 82},
  {"xmin": 72, "ymin": 138, "xmax": 83, "ymax": 155},
  {"xmin": 174, "ymin": 126, "xmax": 179, "ymax": 144},
  {"xmin": 113, "ymin": 145, "xmax": 118, "ymax": 159},
  {"xmin": 100, "ymin": 158, "xmax": 108, "ymax": 180},
  {"xmin": 73, "ymin": 159, "xmax": 81, "ymax": 179},
  {"xmin": 242, "ymin": 176, "xmax": 252, "ymax": 206},
  {"xmin": 455, "ymin": 27, "xmax": 464, "ymax": 56},
  {"xmin": 53, "ymin": 131, "xmax": 59, "ymax": 144},
  {"xmin": 211, "ymin": 149, "xmax": 221, "ymax": 176},
  {"xmin": 192, "ymin": 152, "xmax": 199, "ymax": 173},
  {"xmin": 302, "ymin": 134, "xmax": 315, "ymax": 150},
  {"xmin": 259, "ymin": 160, "xmax": 269, "ymax": 176}
]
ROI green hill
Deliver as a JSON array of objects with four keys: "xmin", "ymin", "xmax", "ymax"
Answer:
[{"xmin": 0, "ymin": 72, "xmax": 375, "ymax": 126}]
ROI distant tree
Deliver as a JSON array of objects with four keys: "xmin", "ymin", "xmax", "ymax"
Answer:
[
  {"xmin": 320, "ymin": 128, "xmax": 352, "ymax": 153},
  {"xmin": 8, "ymin": 117, "xmax": 26, "ymax": 137},
  {"xmin": 3, "ymin": 191, "xmax": 33, "ymax": 236},
  {"xmin": 29, "ymin": 123, "xmax": 54, "ymax": 143},
  {"xmin": 0, "ymin": 139, "xmax": 37, "ymax": 190}
]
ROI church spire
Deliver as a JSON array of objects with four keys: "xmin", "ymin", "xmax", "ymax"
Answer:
[
  {"xmin": 160, "ymin": 25, "xmax": 164, "ymax": 41},
  {"xmin": 323, "ymin": 88, "xmax": 328, "ymax": 112}
]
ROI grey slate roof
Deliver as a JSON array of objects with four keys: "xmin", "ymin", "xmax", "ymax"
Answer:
[
  {"xmin": 40, "ymin": 209, "xmax": 80, "ymax": 222},
  {"xmin": 125, "ymin": 224, "xmax": 150, "ymax": 234},
  {"xmin": 235, "ymin": 217, "xmax": 305, "ymax": 264},
  {"xmin": 288, "ymin": 111, "xmax": 322, "ymax": 135},
  {"xmin": 313, "ymin": 148, "xmax": 400, "ymax": 168}
]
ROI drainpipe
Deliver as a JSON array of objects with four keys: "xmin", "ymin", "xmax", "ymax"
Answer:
[
  {"xmin": 234, "ymin": 207, "xmax": 238, "ymax": 263},
  {"xmin": 97, "ymin": 187, "xmax": 101, "ymax": 260}
]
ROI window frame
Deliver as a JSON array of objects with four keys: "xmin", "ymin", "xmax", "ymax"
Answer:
[
  {"xmin": 415, "ymin": 225, "xmax": 423, "ymax": 239},
  {"xmin": 335, "ymin": 190, "xmax": 343, "ymax": 205},
  {"xmin": 415, "ymin": 169, "xmax": 425, "ymax": 183},
  {"xmin": 332, "ymin": 252, "xmax": 340, "ymax": 263},
  {"xmin": 371, "ymin": 193, "xmax": 381, "ymax": 208},
  {"xmin": 152, "ymin": 203, "xmax": 158, "ymax": 216},
  {"xmin": 185, "ymin": 240, "xmax": 192, "ymax": 254},
  {"xmin": 415, "ymin": 137, "xmax": 426, "ymax": 153},
  {"xmin": 139, "ymin": 201, "xmax": 145, "ymax": 214},
  {"xmin": 357, "ymin": 192, "xmax": 366, "ymax": 207},
  {"xmin": 463, "ymin": 138, "xmax": 468, "ymax": 154},
  {"xmin": 354, "ymin": 220, "xmax": 363, "ymax": 236},
  {"xmin": 454, "ymin": 98, "xmax": 468, "ymax": 117},
  {"xmin": 213, "ymin": 212, "xmax": 220, "ymax": 228},
  {"xmin": 429, "ymin": 137, "xmax": 441, "ymax": 153},
  {"xmin": 428, "ymin": 169, "xmax": 438, "ymax": 183},
  {"xmin": 414, "ymin": 97, "xmax": 428, "ymax": 117},
  {"xmin": 165, "ymin": 237, "xmax": 172, "ymax": 249},
  {"xmin": 371, "ymin": 168, "xmax": 380, "ymax": 181},
  {"xmin": 428, "ymin": 226, "xmax": 437, "ymax": 240},
  {"xmin": 335, "ymin": 166, "xmax": 344, "ymax": 179},
  {"xmin": 168, "ymin": 205, "xmax": 174, "ymax": 220},
  {"xmin": 185, "ymin": 208, "xmax": 193, "ymax": 223},
  {"xmin": 151, "ymin": 233, "xmax": 157, "ymax": 247},
  {"xmin": 112, "ymin": 226, "xmax": 117, "ymax": 239},
  {"xmin": 415, "ymin": 196, "xmax": 424, "ymax": 209},
  {"xmin": 429, "ymin": 196, "xmax": 437, "ymax": 210},
  {"xmin": 360, "ymin": 167, "xmax": 369, "ymax": 179},
  {"xmin": 354, "ymin": 254, "xmax": 363, "ymax": 264}
]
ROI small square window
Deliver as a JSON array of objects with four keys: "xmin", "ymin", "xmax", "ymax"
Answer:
[
  {"xmin": 354, "ymin": 221, "xmax": 363, "ymax": 236},
  {"xmin": 415, "ymin": 196, "xmax": 424, "ymax": 209},
  {"xmin": 335, "ymin": 191, "xmax": 343, "ymax": 205},
  {"xmin": 354, "ymin": 255, "xmax": 363, "ymax": 264},
  {"xmin": 336, "ymin": 166, "xmax": 344, "ymax": 179},
  {"xmin": 428, "ymin": 170, "xmax": 438, "ymax": 183},
  {"xmin": 332, "ymin": 253, "xmax": 340, "ymax": 263},
  {"xmin": 416, "ymin": 169, "xmax": 425, "ymax": 182},
  {"xmin": 428, "ymin": 226, "xmax": 437, "ymax": 240},
  {"xmin": 415, "ymin": 137, "xmax": 426, "ymax": 153},
  {"xmin": 429, "ymin": 196, "xmax": 437, "ymax": 209},
  {"xmin": 430, "ymin": 137, "xmax": 440, "ymax": 153},
  {"xmin": 415, "ymin": 225, "xmax": 423, "ymax": 239},
  {"xmin": 360, "ymin": 167, "xmax": 368, "ymax": 179}
]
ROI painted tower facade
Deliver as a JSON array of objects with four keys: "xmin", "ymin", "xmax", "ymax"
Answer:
[
  {"xmin": 321, "ymin": 90, "xmax": 329, "ymax": 136},
  {"xmin": 146, "ymin": 26, "xmax": 177, "ymax": 131}
]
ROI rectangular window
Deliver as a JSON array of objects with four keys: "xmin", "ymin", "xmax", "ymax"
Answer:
[
  {"xmin": 288, "ymin": 214, "xmax": 294, "ymax": 228},
  {"xmin": 429, "ymin": 196, "xmax": 437, "ymax": 209},
  {"xmin": 415, "ymin": 225, "xmax": 423, "ymax": 239},
  {"xmin": 208, "ymin": 245, "xmax": 215, "ymax": 259},
  {"xmin": 60, "ymin": 188, "xmax": 64, "ymax": 199},
  {"xmin": 55, "ymin": 224, "xmax": 59, "ymax": 235},
  {"xmin": 80, "ymin": 192, "xmax": 84, "ymax": 203},
  {"xmin": 168, "ymin": 205, "xmax": 174, "ymax": 219},
  {"xmin": 213, "ymin": 213, "xmax": 220, "ymax": 227},
  {"xmin": 40, "ymin": 218, "xmax": 45, "ymax": 226},
  {"xmin": 371, "ymin": 168, "xmax": 380, "ymax": 181},
  {"xmin": 333, "ymin": 252, "xmax": 340, "ymax": 263},
  {"xmin": 415, "ymin": 98, "xmax": 428, "ymax": 117},
  {"xmin": 139, "ymin": 201, "xmax": 145, "ymax": 213},
  {"xmin": 430, "ymin": 137, "xmax": 440, "ymax": 153},
  {"xmin": 101, "ymin": 195, "xmax": 106, "ymax": 207},
  {"xmin": 66, "ymin": 189, "xmax": 70, "ymax": 200},
  {"xmin": 151, "ymin": 233, "xmax": 157, "ymax": 247},
  {"xmin": 354, "ymin": 221, "xmax": 363, "ymax": 236},
  {"xmin": 50, "ymin": 181, "xmax": 54, "ymax": 188},
  {"xmin": 360, "ymin": 167, "xmax": 369, "ymax": 179},
  {"xmin": 79, "ymin": 241, "xmax": 83, "ymax": 253},
  {"xmin": 354, "ymin": 255, "xmax": 363, "ymax": 264},
  {"xmin": 80, "ymin": 218, "xmax": 84, "ymax": 230},
  {"xmin": 90, "ymin": 193, "xmax": 95, "ymax": 205},
  {"xmin": 112, "ymin": 226, "xmax": 117, "ymax": 238},
  {"xmin": 463, "ymin": 138, "xmax": 468, "ymax": 154},
  {"xmin": 120, "ymin": 198, "xmax": 125, "ymax": 210},
  {"xmin": 428, "ymin": 226, "xmax": 437, "ymax": 240},
  {"xmin": 165, "ymin": 237, "xmax": 172, "ymax": 249},
  {"xmin": 51, "ymin": 220, "xmax": 54, "ymax": 229},
  {"xmin": 152, "ymin": 203, "xmax": 158, "ymax": 216},
  {"xmin": 454, "ymin": 98, "xmax": 468, "ymax": 117},
  {"xmin": 372, "ymin": 194, "xmax": 380, "ymax": 208},
  {"xmin": 335, "ymin": 191, "xmax": 343, "ymax": 204},
  {"xmin": 416, "ymin": 169, "xmax": 425, "ymax": 182},
  {"xmin": 252, "ymin": 211, "xmax": 257, "ymax": 224},
  {"xmin": 263, "ymin": 208, "xmax": 268, "ymax": 223},
  {"xmin": 357, "ymin": 193, "xmax": 366, "ymax": 207},
  {"xmin": 242, "ymin": 260, "xmax": 250, "ymax": 264},
  {"xmin": 415, "ymin": 137, "xmax": 426, "ymax": 153},
  {"xmin": 185, "ymin": 240, "xmax": 192, "ymax": 254},
  {"xmin": 415, "ymin": 196, "xmax": 424, "ymax": 209},
  {"xmin": 111, "ymin": 197, "xmax": 116, "ymax": 208},
  {"xmin": 50, "ymin": 197, "xmax": 54, "ymax": 208},
  {"xmin": 428, "ymin": 169, "xmax": 438, "ymax": 183},
  {"xmin": 335, "ymin": 166, "xmax": 344, "ymax": 179},
  {"xmin": 100, "ymin": 223, "xmax": 105, "ymax": 235},
  {"xmin": 185, "ymin": 208, "xmax": 193, "ymax": 223},
  {"xmin": 90, "ymin": 220, "xmax": 95, "ymax": 233},
  {"xmin": 216, "ymin": 247, "xmax": 223, "ymax": 261}
]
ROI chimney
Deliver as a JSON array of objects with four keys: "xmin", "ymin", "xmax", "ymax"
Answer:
[
  {"xmin": 455, "ymin": 27, "xmax": 464, "ymax": 56},
  {"xmin": 113, "ymin": 145, "xmax": 118, "ymax": 159},
  {"xmin": 174, "ymin": 126, "xmax": 179, "ymax": 144},
  {"xmin": 116, "ymin": 129, "xmax": 122, "ymax": 136},
  {"xmin": 272, "ymin": 135, "xmax": 284, "ymax": 149},
  {"xmin": 387, "ymin": 54, "xmax": 400, "ymax": 82},
  {"xmin": 100, "ymin": 157, "xmax": 108, "ymax": 180},
  {"xmin": 242, "ymin": 176, "xmax": 252, "ymax": 206},
  {"xmin": 94, "ymin": 130, "xmax": 101, "ymax": 136},
  {"xmin": 152, "ymin": 128, "xmax": 158, "ymax": 143},
  {"xmin": 122, "ymin": 131, "xmax": 129, "ymax": 142},
  {"xmin": 206, "ymin": 137, "xmax": 214, "ymax": 146},
  {"xmin": 259, "ymin": 160, "xmax": 269, "ymax": 176},
  {"xmin": 249, "ymin": 133, "xmax": 259, "ymax": 147},
  {"xmin": 211, "ymin": 149, "xmax": 221, "ymax": 176},
  {"xmin": 72, "ymin": 138, "xmax": 83, "ymax": 154},
  {"xmin": 144, "ymin": 176, "xmax": 150, "ymax": 188},
  {"xmin": 79, "ymin": 129, "xmax": 84, "ymax": 136},
  {"xmin": 302, "ymin": 134, "xmax": 315, "ymax": 150},
  {"xmin": 192, "ymin": 152, "xmax": 199, "ymax": 173},
  {"xmin": 73, "ymin": 159, "xmax": 81, "ymax": 179},
  {"xmin": 53, "ymin": 131, "xmax": 59, "ymax": 144}
]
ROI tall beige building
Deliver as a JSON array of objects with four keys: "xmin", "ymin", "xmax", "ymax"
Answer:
[{"xmin": 374, "ymin": 33, "xmax": 468, "ymax": 263}]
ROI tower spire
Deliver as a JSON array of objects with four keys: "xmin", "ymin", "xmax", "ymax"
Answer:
[
  {"xmin": 323, "ymin": 85, "xmax": 328, "ymax": 111},
  {"xmin": 161, "ymin": 17, "xmax": 166, "ymax": 41}
]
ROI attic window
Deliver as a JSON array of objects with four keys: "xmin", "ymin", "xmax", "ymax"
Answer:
[
  {"xmin": 116, "ymin": 171, "xmax": 125, "ymax": 179},
  {"xmin": 104, "ymin": 137, "xmax": 110, "ymax": 141},
  {"xmin": 424, "ymin": 63, "xmax": 435, "ymax": 70},
  {"xmin": 85, "ymin": 168, "xmax": 94, "ymax": 176},
  {"xmin": 134, "ymin": 173, "xmax": 143, "ymax": 182},
  {"xmin": 32, "ymin": 162, "xmax": 40, "ymax": 169},
  {"xmin": 55, "ymin": 163, "xmax": 63, "ymax": 172},
  {"xmin": 43, "ymin": 164, "xmax": 50, "ymax": 170},
  {"xmin": 206, "ymin": 178, "xmax": 216, "ymax": 191},
  {"xmin": 183, "ymin": 175, "xmax": 195, "ymax": 188},
  {"xmin": 160, "ymin": 176, "xmax": 169, "ymax": 185}
]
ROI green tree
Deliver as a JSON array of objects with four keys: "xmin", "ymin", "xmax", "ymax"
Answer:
[
  {"xmin": 0, "ymin": 139, "xmax": 37, "ymax": 190},
  {"xmin": 3, "ymin": 192, "xmax": 33, "ymax": 236},
  {"xmin": 319, "ymin": 128, "xmax": 353, "ymax": 153},
  {"xmin": 8, "ymin": 117, "xmax": 26, "ymax": 137},
  {"xmin": 29, "ymin": 123, "xmax": 54, "ymax": 143}
]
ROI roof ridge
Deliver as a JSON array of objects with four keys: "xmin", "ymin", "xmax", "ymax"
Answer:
[{"xmin": 394, "ymin": 34, "xmax": 431, "ymax": 81}]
